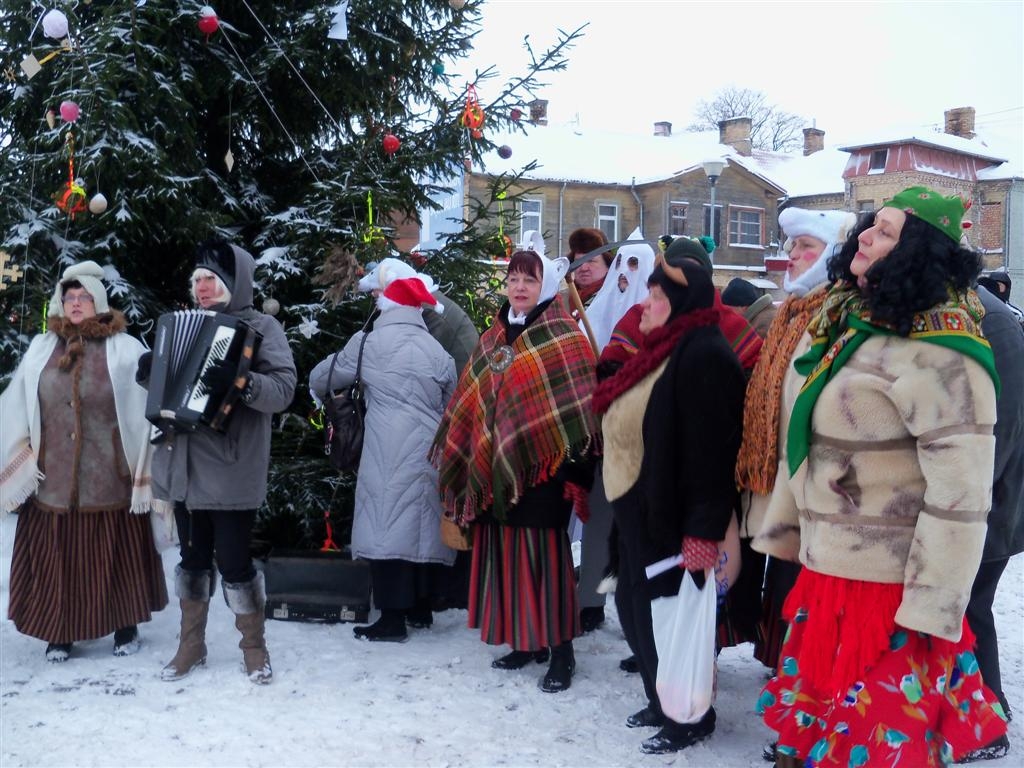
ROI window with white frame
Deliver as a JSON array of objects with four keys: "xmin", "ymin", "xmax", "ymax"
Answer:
[
  {"xmin": 669, "ymin": 202, "xmax": 687, "ymax": 236},
  {"xmin": 518, "ymin": 198, "xmax": 542, "ymax": 236},
  {"xmin": 597, "ymin": 203, "xmax": 618, "ymax": 242},
  {"xmin": 728, "ymin": 206, "xmax": 763, "ymax": 247},
  {"xmin": 869, "ymin": 149, "xmax": 888, "ymax": 172}
]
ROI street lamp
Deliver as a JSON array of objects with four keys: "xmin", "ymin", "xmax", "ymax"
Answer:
[{"xmin": 702, "ymin": 158, "xmax": 726, "ymax": 248}]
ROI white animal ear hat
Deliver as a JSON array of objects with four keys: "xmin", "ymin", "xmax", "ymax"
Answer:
[
  {"xmin": 539, "ymin": 255, "xmax": 569, "ymax": 304},
  {"xmin": 518, "ymin": 230, "xmax": 546, "ymax": 258},
  {"xmin": 48, "ymin": 260, "xmax": 110, "ymax": 317},
  {"xmin": 358, "ymin": 256, "xmax": 439, "ymax": 299}
]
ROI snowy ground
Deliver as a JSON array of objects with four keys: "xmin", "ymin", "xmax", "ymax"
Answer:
[{"xmin": 1, "ymin": 514, "xmax": 1021, "ymax": 768}]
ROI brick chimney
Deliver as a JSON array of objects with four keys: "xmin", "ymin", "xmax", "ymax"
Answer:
[
  {"xmin": 654, "ymin": 121, "xmax": 672, "ymax": 137},
  {"xmin": 944, "ymin": 107, "xmax": 976, "ymax": 139},
  {"xmin": 529, "ymin": 98, "xmax": 548, "ymax": 126},
  {"xmin": 719, "ymin": 116, "xmax": 752, "ymax": 156},
  {"xmin": 803, "ymin": 127, "xmax": 825, "ymax": 156}
]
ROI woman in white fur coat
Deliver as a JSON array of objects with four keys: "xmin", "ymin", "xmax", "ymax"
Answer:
[{"xmin": 0, "ymin": 261, "xmax": 167, "ymax": 664}]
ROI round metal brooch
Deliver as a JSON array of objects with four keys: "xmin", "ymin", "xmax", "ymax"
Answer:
[{"xmin": 488, "ymin": 345, "xmax": 514, "ymax": 373}]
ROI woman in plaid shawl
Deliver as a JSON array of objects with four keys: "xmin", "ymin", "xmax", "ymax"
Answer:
[{"xmin": 430, "ymin": 249, "xmax": 600, "ymax": 693}]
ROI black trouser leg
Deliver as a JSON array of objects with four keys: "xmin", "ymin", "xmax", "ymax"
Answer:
[
  {"xmin": 368, "ymin": 559, "xmax": 419, "ymax": 612},
  {"xmin": 174, "ymin": 504, "xmax": 257, "ymax": 584},
  {"xmin": 966, "ymin": 558, "xmax": 1010, "ymax": 712}
]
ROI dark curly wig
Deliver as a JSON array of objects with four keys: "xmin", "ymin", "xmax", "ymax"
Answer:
[{"xmin": 827, "ymin": 211, "xmax": 982, "ymax": 336}]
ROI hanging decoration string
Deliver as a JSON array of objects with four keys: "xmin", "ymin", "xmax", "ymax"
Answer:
[
  {"xmin": 237, "ymin": 0, "xmax": 345, "ymax": 135},
  {"xmin": 217, "ymin": 27, "xmax": 321, "ymax": 182}
]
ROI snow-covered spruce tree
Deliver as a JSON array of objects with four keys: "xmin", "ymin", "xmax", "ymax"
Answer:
[{"xmin": 0, "ymin": 1, "xmax": 582, "ymax": 550}]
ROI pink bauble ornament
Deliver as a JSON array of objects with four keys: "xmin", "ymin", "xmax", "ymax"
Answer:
[
  {"xmin": 498, "ymin": 145, "xmax": 512, "ymax": 159},
  {"xmin": 382, "ymin": 134, "xmax": 400, "ymax": 155},
  {"xmin": 59, "ymin": 101, "xmax": 80, "ymax": 123},
  {"xmin": 510, "ymin": 108, "xmax": 522, "ymax": 122}
]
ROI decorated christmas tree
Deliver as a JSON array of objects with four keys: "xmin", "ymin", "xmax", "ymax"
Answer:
[{"xmin": 0, "ymin": 0, "xmax": 582, "ymax": 550}]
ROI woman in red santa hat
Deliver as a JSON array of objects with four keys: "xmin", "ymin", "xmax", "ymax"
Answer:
[{"xmin": 310, "ymin": 276, "xmax": 457, "ymax": 643}]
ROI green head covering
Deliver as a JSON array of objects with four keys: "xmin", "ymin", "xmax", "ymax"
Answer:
[
  {"xmin": 662, "ymin": 235, "xmax": 715, "ymax": 273},
  {"xmin": 882, "ymin": 186, "xmax": 968, "ymax": 244}
]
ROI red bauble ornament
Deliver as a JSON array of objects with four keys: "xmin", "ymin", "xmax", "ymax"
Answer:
[
  {"xmin": 510, "ymin": 108, "xmax": 522, "ymax": 122},
  {"xmin": 498, "ymin": 145, "xmax": 512, "ymax": 159},
  {"xmin": 382, "ymin": 134, "xmax": 400, "ymax": 155},
  {"xmin": 198, "ymin": 7, "xmax": 220, "ymax": 37}
]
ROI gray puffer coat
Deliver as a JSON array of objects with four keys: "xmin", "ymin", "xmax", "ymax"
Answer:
[
  {"xmin": 151, "ymin": 245, "xmax": 297, "ymax": 511},
  {"xmin": 310, "ymin": 307, "xmax": 456, "ymax": 564}
]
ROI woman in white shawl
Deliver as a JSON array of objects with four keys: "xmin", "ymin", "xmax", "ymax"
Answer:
[{"xmin": 0, "ymin": 261, "xmax": 167, "ymax": 663}]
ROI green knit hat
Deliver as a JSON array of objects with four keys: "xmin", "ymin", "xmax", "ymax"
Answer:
[{"xmin": 883, "ymin": 186, "xmax": 969, "ymax": 244}]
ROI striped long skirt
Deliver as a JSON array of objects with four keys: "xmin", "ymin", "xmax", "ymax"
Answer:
[
  {"xmin": 467, "ymin": 521, "xmax": 579, "ymax": 651},
  {"xmin": 8, "ymin": 500, "xmax": 169, "ymax": 644}
]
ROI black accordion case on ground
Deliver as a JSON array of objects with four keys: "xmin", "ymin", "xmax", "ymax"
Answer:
[
  {"xmin": 261, "ymin": 550, "xmax": 371, "ymax": 624},
  {"xmin": 145, "ymin": 309, "xmax": 262, "ymax": 432}
]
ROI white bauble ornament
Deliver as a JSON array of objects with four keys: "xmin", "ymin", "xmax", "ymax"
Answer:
[
  {"xmin": 88, "ymin": 193, "xmax": 108, "ymax": 214},
  {"xmin": 42, "ymin": 10, "xmax": 70, "ymax": 39},
  {"xmin": 262, "ymin": 298, "xmax": 280, "ymax": 316},
  {"xmin": 449, "ymin": 0, "xmax": 466, "ymax": 8}
]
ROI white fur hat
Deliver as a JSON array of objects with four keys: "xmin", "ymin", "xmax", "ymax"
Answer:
[
  {"xmin": 779, "ymin": 208, "xmax": 854, "ymax": 251},
  {"xmin": 779, "ymin": 208, "xmax": 857, "ymax": 297},
  {"xmin": 48, "ymin": 260, "xmax": 110, "ymax": 317}
]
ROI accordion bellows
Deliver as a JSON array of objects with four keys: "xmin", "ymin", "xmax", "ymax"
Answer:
[{"xmin": 145, "ymin": 309, "xmax": 262, "ymax": 432}]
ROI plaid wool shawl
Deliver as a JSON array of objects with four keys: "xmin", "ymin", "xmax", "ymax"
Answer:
[{"xmin": 430, "ymin": 300, "xmax": 600, "ymax": 525}]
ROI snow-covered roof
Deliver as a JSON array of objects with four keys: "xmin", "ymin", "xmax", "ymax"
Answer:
[
  {"xmin": 762, "ymin": 148, "xmax": 849, "ymax": 198},
  {"xmin": 471, "ymin": 125, "xmax": 784, "ymax": 188},
  {"xmin": 839, "ymin": 128, "xmax": 1008, "ymax": 164},
  {"xmin": 468, "ymin": 121, "xmax": 1020, "ymax": 195}
]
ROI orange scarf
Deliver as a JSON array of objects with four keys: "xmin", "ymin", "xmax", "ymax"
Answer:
[{"xmin": 735, "ymin": 290, "xmax": 826, "ymax": 494}]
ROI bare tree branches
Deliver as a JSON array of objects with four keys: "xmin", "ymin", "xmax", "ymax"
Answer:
[{"xmin": 687, "ymin": 86, "xmax": 807, "ymax": 153}]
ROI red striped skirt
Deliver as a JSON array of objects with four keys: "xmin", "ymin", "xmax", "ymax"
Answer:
[
  {"xmin": 8, "ymin": 500, "xmax": 169, "ymax": 644},
  {"xmin": 467, "ymin": 522, "xmax": 579, "ymax": 650}
]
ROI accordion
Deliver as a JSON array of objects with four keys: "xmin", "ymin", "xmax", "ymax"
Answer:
[{"xmin": 145, "ymin": 309, "xmax": 262, "ymax": 432}]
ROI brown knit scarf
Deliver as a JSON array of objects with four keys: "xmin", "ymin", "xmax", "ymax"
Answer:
[{"xmin": 734, "ymin": 290, "xmax": 826, "ymax": 494}]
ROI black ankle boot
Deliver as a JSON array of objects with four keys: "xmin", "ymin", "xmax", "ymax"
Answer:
[
  {"xmin": 539, "ymin": 642, "xmax": 575, "ymax": 693},
  {"xmin": 626, "ymin": 705, "xmax": 665, "ymax": 728},
  {"xmin": 491, "ymin": 648, "xmax": 550, "ymax": 669},
  {"xmin": 45, "ymin": 642, "xmax": 73, "ymax": 663},
  {"xmin": 640, "ymin": 707, "xmax": 716, "ymax": 754},
  {"xmin": 353, "ymin": 611, "xmax": 408, "ymax": 643},
  {"xmin": 113, "ymin": 625, "xmax": 140, "ymax": 656},
  {"xmin": 579, "ymin": 606, "xmax": 605, "ymax": 633},
  {"xmin": 406, "ymin": 599, "xmax": 433, "ymax": 629},
  {"xmin": 619, "ymin": 654, "xmax": 639, "ymax": 673}
]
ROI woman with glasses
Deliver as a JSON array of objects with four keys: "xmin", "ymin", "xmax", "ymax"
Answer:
[{"xmin": 0, "ymin": 261, "xmax": 167, "ymax": 663}]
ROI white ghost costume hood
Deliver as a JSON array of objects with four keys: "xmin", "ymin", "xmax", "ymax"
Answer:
[{"xmin": 585, "ymin": 227, "xmax": 654, "ymax": 351}]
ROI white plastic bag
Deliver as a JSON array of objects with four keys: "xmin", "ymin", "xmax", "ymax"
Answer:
[{"xmin": 650, "ymin": 568, "xmax": 717, "ymax": 724}]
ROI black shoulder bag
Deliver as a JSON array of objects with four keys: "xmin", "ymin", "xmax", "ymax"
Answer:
[{"xmin": 323, "ymin": 330, "xmax": 369, "ymax": 472}]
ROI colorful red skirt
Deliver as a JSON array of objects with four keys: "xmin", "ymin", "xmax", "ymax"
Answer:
[
  {"xmin": 467, "ymin": 521, "xmax": 579, "ymax": 651},
  {"xmin": 757, "ymin": 569, "xmax": 1007, "ymax": 766}
]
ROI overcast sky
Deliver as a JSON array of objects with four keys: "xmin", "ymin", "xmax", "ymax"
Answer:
[{"xmin": 455, "ymin": 0, "xmax": 1024, "ymax": 150}]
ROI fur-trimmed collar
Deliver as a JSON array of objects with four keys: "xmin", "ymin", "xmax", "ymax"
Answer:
[{"xmin": 47, "ymin": 311, "xmax": 127, "ymax": 340}]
